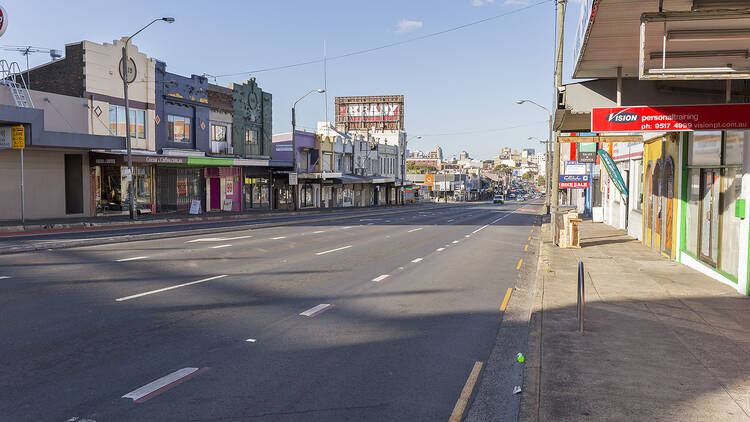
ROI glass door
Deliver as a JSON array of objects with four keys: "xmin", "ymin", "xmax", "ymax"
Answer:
[{"xmin": 698, "ymin": 169, "xmax": 720, "ymax": 265}]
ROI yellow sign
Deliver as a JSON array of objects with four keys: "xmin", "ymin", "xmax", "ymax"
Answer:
[{"xmin": 11, "ymin": 125, "xmax": 24, "ymax": 149}]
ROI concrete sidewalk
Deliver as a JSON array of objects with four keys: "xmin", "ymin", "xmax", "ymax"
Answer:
[{"xmin": 520, "ymin": 221, "xmax": 750, "ymax": 421}]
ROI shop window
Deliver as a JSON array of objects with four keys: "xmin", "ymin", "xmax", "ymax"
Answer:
[
  {"xmin": 725, "ymin": 131, "xmax": 746, "ymax": 165},
  {"xmin": 690, "ymin": 131, "xmax": 721, "ymax": 166},
  {"xmin": 633, "ymin": 160, "xmax": 643, "ymax": 212},
  {"xmin": 301, "ymin": 184, "xmax": 315, "ymax": 208},
  {"xmin": 322, "ymin": 153, "xmax": 332, "ymax": 171},
  {"xmin": 211, "ymin": 124, "xmax": 227, "ymax": 142},
  {"xmin": 245, "ymin": 129, "xmax": 258, "ymax": 145},
  {"xmin": 334, "ymin": 154, "xmax": 342, "ymax": 172},
  {"xmin": 109, "ymin": 105, "xmax": 146, "ymax": 139},
  {"xmin": 685, "ymin": 170, "xmax": 700, "ymax": 256},
  {"xmin": 299, "ymin": 151, "xmax": 309, "ymax": 171},
  {"xmin": 720, "ymin": 168, "xmax": 742, "ymax": 278},
  {"xmin": 168, "ymin": 115, "xmax": 191, "ymax": 143},
  {"xmin": 64, "ymin": 154, "xmax": 83, "ymax": 214}
]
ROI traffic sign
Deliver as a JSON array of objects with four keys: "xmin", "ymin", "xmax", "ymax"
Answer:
[{"xmin": 11, "ymin": 126, "xmax": 24, "ymax": 149}]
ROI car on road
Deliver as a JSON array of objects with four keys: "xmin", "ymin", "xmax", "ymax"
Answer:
[{"xmin": 493, "ymin": 194, "xmax": 504, "ymax": 204}]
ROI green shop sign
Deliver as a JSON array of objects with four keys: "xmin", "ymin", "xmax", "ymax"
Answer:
[{"xmin": 597, "ymin": 150, "xmax": 628, "ymax": 199}]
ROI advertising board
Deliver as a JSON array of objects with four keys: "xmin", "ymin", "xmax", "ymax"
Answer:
[
  {"xmin": 335, "ymin": 95, "xmax": 404, "ymax": 131},
  {"xmin": 592, "ymin": 104, "xmax": 750, "ymax": 132}
]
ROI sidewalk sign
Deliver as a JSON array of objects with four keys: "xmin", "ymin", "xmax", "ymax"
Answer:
[{"xmin": 189, "ymin": 200, "xmax": 202, "ymax": 215}]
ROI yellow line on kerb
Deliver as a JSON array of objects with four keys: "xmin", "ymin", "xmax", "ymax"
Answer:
[
  {"xmin": 524, "ymin": 244, "xmax": 529, "ymax": 252},
  {"xmin": 516, "ymin": 258, "xmax": 523, "ymax": 270},
  {"xmin": 449, "ymin": 361, "xmax": 484, "ymax": 422},
  {"xmin": 500, "ymin": 288, "xmax": 513, "ymax": 311}
]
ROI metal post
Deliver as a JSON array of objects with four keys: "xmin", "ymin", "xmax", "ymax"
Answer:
[
  {"xmin": 291, "ymin": 106, "xmax": 297, "ymax": 211},
  {"xmin": 122, "ymin": 44, "xmax": 136, "ymax": 220},
  {"xmin": 20, "ymin": 147, "xmax": 24, "ymax": 223},
  {"xmin": 577, "ymin": 261, "xmax": 585, "ymax": 332},
  {"xmin": 551, "ymin": 0, "xmax": 567, "ymax": 241}
]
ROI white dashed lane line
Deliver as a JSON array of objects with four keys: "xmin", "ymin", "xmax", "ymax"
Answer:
[
  {"xmin": 315, "ymin": 245, "xmax": 353, "ymax": 256},
  {"xmin": 299, "ymin": 304, "xmax": 335, "ymax": 317},
  {"xmin": 115, "ymin": 275, "xmax": 228, "ymax": 302},
  {"xmin": 270, "ymin": 236, "xmax": 287, "ymax": 240},
  {"xmin": 407, "ymin": 227, "xmax": 423, "ymax": 233},
  {"xmin": 372, "ymin": 274, "xmax": 390, "ymax": 282},
  {"xmin": 210, "ymin": 244, "xmax": 232, "ymax": 249},
  {"xmin": 116, "ymin": 256, "xmax": 148, "ymax": 262},
  {"xmin": 122, "ymin": 367, "xmax": 209, "ymax": 403},
  {"xmin": 0, "ymin": 276, "xmax": 10, "ymax": 280},
  {"xmin": 436, "ymin": 248, "xmax": 445, "ymax": 252},
  {"xmin": 411, "ymin": 258, "xmax": 424, "ymax": 263}
]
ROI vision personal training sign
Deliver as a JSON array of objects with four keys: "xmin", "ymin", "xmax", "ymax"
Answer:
[{"xmin": 592, "ymin": 104, "xmax": 750, "ymax": 132}]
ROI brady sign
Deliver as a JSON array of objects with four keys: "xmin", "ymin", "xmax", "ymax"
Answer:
[{"xmin": 592, "ymin": 104, "xmax": 750, "ymax": 132}]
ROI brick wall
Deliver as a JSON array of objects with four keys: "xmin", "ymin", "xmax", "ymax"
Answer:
[{"xmin": 25, "ymin": 43, "xmax": 85, "ymax": 98}]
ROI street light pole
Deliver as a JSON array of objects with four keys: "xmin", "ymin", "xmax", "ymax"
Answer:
[
  {"xmin": 122, "ymin": 17, "xmax": 174, "ymax": 220},
  {"xmin": 517, "ymin": 99, "xmax": 553, "ymax": 213},
  {"xmin": 403, "ymin": 135, "xmax": 421, "ymax": 204},
  {"xmin": 291, "ymin": 89, "xmax": 325, "ymax": 211}
]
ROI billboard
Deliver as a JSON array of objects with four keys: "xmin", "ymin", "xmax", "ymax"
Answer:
[
  {"xmin": 335, "ymin": 95, "xmax": 404, "ymax": 131},
  {"xmin": 592, "ymin": 104, "xmax": 750, "ymax": 133}
]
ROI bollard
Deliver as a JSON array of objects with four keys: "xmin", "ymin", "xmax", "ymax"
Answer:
[{"xmin": 577, "ymin": 261, "xmax": 585, "ymax": 333}]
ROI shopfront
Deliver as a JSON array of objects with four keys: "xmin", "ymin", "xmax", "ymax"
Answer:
[
  {"xmin": 242, "ymin": 167, "xmax": 270, "ymax": 210},
  {"xmin": 681, "ymin": 130, "xmax": 747, "ymax": 286},
  {"xmin": 90, "ymin": 152, "xmax": 163, "ymax": 215},
  {"xmin": 156, "ymin": 166, "xmax": 203, "ymax": 213},
  {"xmin": 204, "ymin": 166, "xmax": 242, "ymax": 212}
]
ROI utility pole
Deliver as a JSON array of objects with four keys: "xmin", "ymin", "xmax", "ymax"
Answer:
[{"xmin": 551, "ymin": 0, "xmax": 566, "ymax": 242}]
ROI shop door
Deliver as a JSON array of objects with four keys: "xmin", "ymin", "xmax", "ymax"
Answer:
[
  {"xmin": 645, "ymin": 164, "xmax": 652, "ymax": 244},
  {"xmin": 210, "ymin": 178, "xmax": 220, "ymax": 210},
  {"xmin": 662, "ymin": 160, "xmax": 674, "ymax": 256},
  {"xmin": 699, "ymin": 169, "xmax": 720, "ymax": 265},
  {"xmin": 652, "ymin": 163, "xmax": 661, "ymax": 250}
]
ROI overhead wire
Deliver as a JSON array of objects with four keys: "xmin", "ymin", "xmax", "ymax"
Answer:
[{"xmin": 211, "ymin": 0, "xmax": 553, "ymax": 78}]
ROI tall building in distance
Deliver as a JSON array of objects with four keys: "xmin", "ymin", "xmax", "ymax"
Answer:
[{"xmin": 427, "ymin": 146, "xmax": 443, "ymax": 160}]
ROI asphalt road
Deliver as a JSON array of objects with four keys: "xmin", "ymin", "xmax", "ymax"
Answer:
[{"xmin": 0, "ymin": 200, "xmax": 542, "ymax": 421}]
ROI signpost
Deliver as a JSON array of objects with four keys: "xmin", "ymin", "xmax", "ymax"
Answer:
[{"xmin": 11, "ymin": 126, "xmax": 25, "ymax": 222}]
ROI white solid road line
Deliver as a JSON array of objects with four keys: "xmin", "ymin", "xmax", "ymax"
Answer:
[
  {"xmin": 0, "ymin": 276, "xmax": 10, "ymax": 280},
  {"xmin": 342, "ymin": 226, "xmax": 354, "ymax": 229},
  {"xmin": 115, "ymin": 275, "xmax": 228, "ymax": 302},
  {"xmin": 116, "ymin": 256, "xmax": 148, "ymax": 262},
  {"xmin": 411, "ymin": 258, "xmax": 424, "ymax": 263},
  {"xmin": 299, "ymin": 303, "xmax": 334, "ymax": 317},
  {"xmin": 407, "ymin": 227, "xmax": 423, "ymax": 233},
  {"xmin": 270, "ymin": 236, "xmax": 286, "ymax": 240},
  {"xmin": 372, "ymin": 274, "xmax": 390, "ymax": 282},
  {"xmin": 224, "ymin": 235, "xmax": 252, "ymax": 241},
  {"xmin": 122, "ymin": 367, "xmax": 204, "ymax": 402},
  {"xmin": 315, "ymin": 245, "xmax": 353, "ymax": 255},
  {"xmin": 186, "ymin": 235, "xmax": 252, "ymax": 243},
  {"xmin": 210, "ymin": 244, "xmax": 232, "ymax": 249},
  {"xmin": 312, "ymin": 230, "xmax": 326, "ymax": 234}
]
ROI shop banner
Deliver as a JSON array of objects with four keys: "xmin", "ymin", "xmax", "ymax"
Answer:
[
  {"xmin": 560, "ymin": 175, "xmax": 589, "ymax": 182},
  {"xmin": 592, "ymin": 103, "xmax": 750, "ymax": 132},
  {"xmin": 559, "ymin": 181, "xmax": 590, "ymax": 189},
  {"xmin": 597, "ymin": 150, "xmax": 628, "ymax": 198}
]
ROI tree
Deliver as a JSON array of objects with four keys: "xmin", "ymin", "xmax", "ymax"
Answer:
[
  {"xmin": 537, "ymin": 175, "xmax": 546, "ymax": 187},
  {"xmin": 493, "ymin": 164, "xmax": 513, "ymax": 176},
  {"xmin": 522, "ymin": 171, "xmax": 537, "ymax": 181}
]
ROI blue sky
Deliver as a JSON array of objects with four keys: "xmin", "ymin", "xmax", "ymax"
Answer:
[{"xmin": 0, "ymin": 0, "xmax": 583, "ymax": 160}]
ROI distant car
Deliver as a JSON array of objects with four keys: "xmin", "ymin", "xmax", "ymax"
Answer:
[{"xmin": 493, "ymin": 194, "xmax": 504, "ymax": 204}]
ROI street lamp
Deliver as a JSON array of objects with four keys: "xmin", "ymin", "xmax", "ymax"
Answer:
[
  {"xmin": 402, "ymin": 135, "xmax": 421, "ymax": 204},
  {"xmin": 516, "ymin": 99, "xmax": 554, "ymax": 213},
  {"xmin": 122, "ymin": 17, "xmax": 174, "ymax": 220},
  {"xmin": 291, "ymin": 88, "xmax": 325, "ymax": 210}
]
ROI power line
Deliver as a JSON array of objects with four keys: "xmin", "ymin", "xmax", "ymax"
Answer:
[
  {"xmin": 212, "ymin": 0, "xmax": 553, "ymax": 78},
  {"xmin": 418, "ymin": 121, "xmax": 548, "ymax": 137}
]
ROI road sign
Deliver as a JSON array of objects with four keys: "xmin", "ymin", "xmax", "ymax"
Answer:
[
  {"xmin": 424, "ymin": 174, "xmax": 434, "ymax": 186},
  {"xmin": 11, "ymin": 126, "xmax": 24, "ymax": 149},
  {"xmin": 565, "ymin": 161, "xmax": 586, "ymax": 175},
  {"xmin": 559, "ymin": 181, "xmax": 590, "ymax": 189},
  {"xmin": 560, "ymin": 175, "xmax": 589, "ymax": 182}
]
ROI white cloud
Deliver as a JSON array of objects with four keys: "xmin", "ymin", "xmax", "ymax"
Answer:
[
  {"xmin": 472, "ymin": 0, "xmax": 495, "ymax": 6},
  {"xmin": 395, "ymin": 19, "xmax": 423, "ymax": 34}
]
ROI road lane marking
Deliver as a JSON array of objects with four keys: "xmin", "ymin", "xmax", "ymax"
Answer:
[
  {"xmin": 524, "ymin": 244, "xmax": 529, "ymax": 251},
  {"xmin": 315, "ymin": 245, "xmax": 353, "ymax": 255},
  {"xmin": 271, "ymin": 236, "xmax": 286, "ymax": 240},
  {"xmin": 245, "ymin": 338, "xmax": 257, "ymax": 343},
  {"xmin": 186, "ymin": 238, "xmax": 225, "ymax": 243},
  {"xmin": 372, "ymin": 274, "xmax": 390, "ymax": 282},
  {"xmin": 465, "ymin": 235, "xmax": 471, "ymax": 238},
  {"xmin": 449, "ymin": 361, "xmax": 484, "ymax": 422},
  {"xmin": 342, "ymin": 226, "xmax": 353, "ymax": 229},
  {"xmin": 516, "ymin": 259, "xmax": 523, "ymax": 270},
  {"xmin": 500, "ymin": 288, "xmax": 513, "ymax": 311},
  {"xmin": 411, "ymin": 258, "xmax": 423, "ymax": 263},
  {"xmin": 436, "ymin": 248, "xmax": 445, "ymax": 252},
  {"xmin": 528, "ymin": 236, "xmax": 531, "ymax": 241},
  {"xmin": 123, "ymin": 367, "xmax": 209, "ymax": 403},
  {"xmin": 452, "ymin": 240, "xmax": 460, "ymax": 244},
  {"xmin": 224, "ymin": 235, "xmax": 252, "ymax": 241},
  {"xmin": 300, "ymin": 303, "xmax": 334, "ymax": 317},
  {"xmin": 407, "ymin": 227, "xmax": 423, "ymax": 233},
  {"xmin": 312, "ymin": 230, "xmax": 326, "ymax": 234},
  {"xmin": 210, "ymin": 244, "xmax": 232, "ymax": 249},
  {"xmin": 472, "ymin": 225, "xmax": 489, "ymax": 234},
  {"xmin": 0, "ymin": 276, "xmax": 9, "ymax": 280},
  {"xmin": 116, "ymin": 256, "xmax": 148, "ymax": 262},
  {"xmin": 447, "ymin": 218, "xmax": 455, "ymax": 222},
  {"xmin": 115, "ymin": 275, "xmax": 228, "ymax": 302}
]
